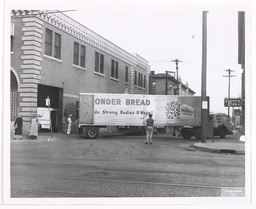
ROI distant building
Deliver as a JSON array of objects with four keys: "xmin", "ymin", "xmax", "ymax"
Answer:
[
  {"xmin": 149, "ymin": 71, "xmax": 195, "ymax": 96},
  {"xmin": 10, "ymin": 10, "xmax": 150, "ymax": 135}
]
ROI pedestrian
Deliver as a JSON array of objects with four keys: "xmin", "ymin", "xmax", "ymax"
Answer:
[
  {"xmin": 145, "ymin": 114, "xmax": 154, "ymax": 144},
  {"xmin": 67, "ymin": 114, "xmax": 72, "ymax": 135},
  {"xmin": 14, "ymin": 113, "xmax": 23, "ymax": 140},
  {"xmin": 173, "ymin": 126, "xmax": 181, "ymax": 137},
  {"xmin": 29, "ymin": 114, "xmax": 39, "ymax": 140}
]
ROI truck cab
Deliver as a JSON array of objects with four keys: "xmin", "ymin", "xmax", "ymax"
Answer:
[{"xmin": 209, "ymin": 113, "xmax": 232, "ymax": 138}]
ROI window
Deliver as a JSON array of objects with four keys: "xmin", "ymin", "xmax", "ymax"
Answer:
[
  {"xmin": 95, "ymin": 52, "xmax": 99, "ymax": 72},
  {"xmin": 11, "ymin": 23, "xmax": 14, "ymax": 52},
  {"xmin": 135, "ymin": 72, "xmax": 145, "ymax": 88},
  {"xmin": 45, "ymin": 28, "xmax": 62, "ymax": 59},
  {"xmin": 111, "ymin": 60, "xmax": 115, "ymax": 77},
  {"xmin": 73, "ymin": 42, "xmax": 86, "ymax": 68},
  {"xmin": 73, "ymin": 42, "xmax": 79, "ymax": 65},
  {"xmin": 140, "ymin": 74, "xmax": 143, "ymax": 87},
  {"xmin": 95, "ymin": 52, "xmax": 104, "ymax": 74},
  {"xmin": 134, "ymin": 71, "xmax": 137, "ymax": 85},
  {"xmin": 138, "ymin": 73, "xmax": 140, "ymax": 87},
  {"xmin": 45, "ymin": 29, "xmax": 53, "ymax": 56},
  {"xmin": 115, "ymin": 61, "xmax": 118, "ymax": 79},
  {"xmin": 54, "ymin": 33, "xmax": 61, "ymax": 59},
  {"xmin": 11, "ymin": 36, "xmax": 13, "ymax": 52},
  {"xmin": 80, "ymin": 45, "xmax": 86, "ymax": 68},
  {"xmin": 111, "ymin": 59, "xmax": 118, "ymax": 79},
  {"xmin": 125, "ymin": 66, "xmax": 129, "ymax": 83},
  {"xmin": 100, "ymin": 54, "xmax": 104, "ymax": 74}
]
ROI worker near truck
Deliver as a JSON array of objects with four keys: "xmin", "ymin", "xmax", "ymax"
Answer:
[
  {"xmin": 67, "ymin": 115, "xmax": 72, "ymax": 135},
  {"xmin": 145, "ymin": 114, "xmax": 154, "ymax": 144}
]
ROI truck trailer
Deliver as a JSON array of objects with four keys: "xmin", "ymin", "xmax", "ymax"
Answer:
[{"xmin": 78, "ymin": 93, "xmax": 231, "ymax": 139}]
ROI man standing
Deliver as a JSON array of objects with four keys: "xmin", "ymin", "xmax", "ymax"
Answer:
[
  {"xmin": 67, "ymin": 115, "xmax": 72, "ymax": 135},
  {"xmin": 14, "ymin": 113, "xmax": 23, "ymax": 140},
  {"xmin": 145, "ymin": 114, "xmax": 154, "ymax": 144},
  {"xmin": 29, "ymin": 114, "xmax": 39, "ymax": 140}
]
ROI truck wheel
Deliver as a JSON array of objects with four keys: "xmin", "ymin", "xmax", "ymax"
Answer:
[
  {"xmin": 181, "ymin": 128, "xmax": 194, "ymax": 139},
  {"xmin": 141, "ymin": 127, "xmax": 146, "ymax": 135},
  {"xmin": 219, "ymin": 126, "xmax": 227, "ymax": 138},
  {"xmin": 86, "ymin": 127, "xmax": 99, "ymax": 139},
  {"xmin": 194, "ymin": 128, "xmax": 201, "ymax": 140}
]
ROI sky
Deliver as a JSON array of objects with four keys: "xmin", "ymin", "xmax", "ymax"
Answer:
[{"xmin": 66, "ymin": 4, "xmax": 246, "ymax": 115}]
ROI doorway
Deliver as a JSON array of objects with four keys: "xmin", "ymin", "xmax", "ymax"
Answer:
[{"xmin": 37, "ymin": 84, "xmax": 63, "ymax": 132}]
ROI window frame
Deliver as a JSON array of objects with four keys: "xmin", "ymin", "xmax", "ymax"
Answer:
[
  {"xmin": 134, "ymin": 71, "xmax": 137, "ymax": 86},
  {"xmin": 45, "ymin": 28, "xmax": 62, "ymax": 60},
  {"xmin": 45, "ymin": 28, "xmax": 53, "ymax": 56},
  {"xmin": 100, "ymin": 54, "xmax": 104, "ymax": 74},
  {"xmin": 115, "ymin": 61, "xmax": 119, "ymax": 79},
  {"xmin": 125, "ymin": 66, "xmax": 129, "ymax": 83},
  {"xmin": 111, "ymin": 59, "xmax": 118, "ymax": 79},
  {"xmin": 80, "ymin": 45, "xmax": 86, "ymax": 68},
  {"xmin": 73, "ymin": 42, "xmax": 79, "ymax": 66},
  {"xmin": 54, "ymin": 32, "xmax": 61, "ymax": 59},
  {"xmin": 95, "ymin": 51, "xmax": 100, "ymax": 72}
]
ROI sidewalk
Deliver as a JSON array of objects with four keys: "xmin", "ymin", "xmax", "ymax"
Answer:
[
  {"xmin": 192, "ymin": 141, "xmax": 245, "ymax": 155},
  {"xmin": 192, "ymin": 131, "xmax": 245, "ymax": 155}
]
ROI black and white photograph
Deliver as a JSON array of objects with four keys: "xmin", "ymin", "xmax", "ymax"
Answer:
[{"xmin": 1, "ymin": 0, "xmax": 255, "ymax": 208}]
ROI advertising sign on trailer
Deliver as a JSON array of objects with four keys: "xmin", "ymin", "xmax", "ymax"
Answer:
[{"xmin": 79, "ymin": 93, "xmax": 203, "ymax": 127}]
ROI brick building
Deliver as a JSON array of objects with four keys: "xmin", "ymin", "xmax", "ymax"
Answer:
[
  {"xmin": 10, "ymin": 10, "xmax": 150, "ymax": 135},
  {"xmin": 149, "ymin": 71, "xmax": 195, "ymax": 96}
]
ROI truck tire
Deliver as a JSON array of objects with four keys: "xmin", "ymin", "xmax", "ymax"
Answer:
[
  {"xmin": 181, "ymin": 128, "xmax": 194, "ymax": 139},
  {"xmin": 194, "ymin": 128, "xmax": 201, "ymax": 140},
  {"xmin": 218, "ymin": 126, "xmax": 227, "ymax": 138},
  {"xmin": 86, "ymin": 127, "xmax": 99, "ymax": 139}
]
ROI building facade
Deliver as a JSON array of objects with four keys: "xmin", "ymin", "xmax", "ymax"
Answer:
[
  {"xmin": 10, "ymin": 10, "xmax": 150, "ymax": 135},
  {"xmin": 149, "ymin": 71, "xmax": 195, "ymax": 96}
]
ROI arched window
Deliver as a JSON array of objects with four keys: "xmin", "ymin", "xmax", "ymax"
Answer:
[{"xmin": 11, "ymin": 71, "xmax": 18, "ymax": 121}]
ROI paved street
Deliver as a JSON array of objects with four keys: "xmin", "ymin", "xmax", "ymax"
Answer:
[{"xmin": 10, "ymin": 132, "xmax": 245, "ymax": 199}]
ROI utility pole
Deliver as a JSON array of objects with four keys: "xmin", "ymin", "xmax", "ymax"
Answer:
[
  {"xmin": 223, "ymin": 69, "xmax": 236, "ymax": 118},
  {"xmin": 171, "ymin": 59, "xmax": 182, "ymax": 95},
  {"xmin": 165, "ymin": 70, "xmax": 175, "ymax": 95},
  {"xmin": 201, "ymin": 11, "xmax": 208, "ymax": 143}
]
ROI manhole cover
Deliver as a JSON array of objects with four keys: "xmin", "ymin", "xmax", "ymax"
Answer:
[
  {"xmin": 220, "ymin": 149, "xmax": 236, "ymax": 154},
  {"xmin": 82, "ymin": 172, "xmax": 109, "ymax": 177}
]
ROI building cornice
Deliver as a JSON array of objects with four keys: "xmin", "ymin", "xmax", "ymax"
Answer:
[{"xmin": 11, "ymin": 10, "xmax": 149, "ymax": 70}]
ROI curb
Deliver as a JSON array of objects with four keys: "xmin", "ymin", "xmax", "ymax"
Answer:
[{"xmin": 192, "ymin": 142, "xmax": 245, "ymax": 155}]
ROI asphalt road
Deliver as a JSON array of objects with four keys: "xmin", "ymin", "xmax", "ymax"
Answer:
[{"xmin": 10, "ymin": 132, "xmax": 245, "ymax": 200}]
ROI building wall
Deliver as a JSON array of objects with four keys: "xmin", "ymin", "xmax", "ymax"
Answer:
[
  {"xmin": 10, "ymin": 10, "xmax": 150, "ymax": 135},
  {"xmin": 149, "ymin": 73, "xmax": 195, "ymax": 96},
  {"xmin": 11, "ymin": 12, "xmax": 44, "ymax": 135}
]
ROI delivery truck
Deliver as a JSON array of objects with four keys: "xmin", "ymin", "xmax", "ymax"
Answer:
[
  {"xmin": 37, "ymin": 107, "xmax": 58, "ymax": 131},
  {"xmin": 78, "ymin": 93, "xmax": 231, "ymax": 139}
]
